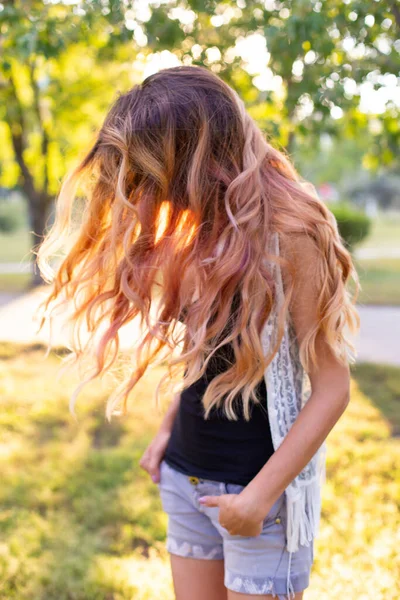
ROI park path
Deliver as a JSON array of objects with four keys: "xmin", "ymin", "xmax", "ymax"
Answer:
[
  {"xmin": 0, "ymin": 286, "xmax": 144, "ymax": 350},
  {"xmin": 0, "ymin": 286, "xmax": 398, "ymax": 366},
  {"xmin": 353, "ymin": 305, "xmax": 400, "ymax": 365}
]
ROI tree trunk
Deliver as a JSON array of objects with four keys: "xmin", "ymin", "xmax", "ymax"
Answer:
[
  {"xmin": 26, "ymin": 194, "xmax": 52, "ymax": 289},
  {"xmin": 5, "ymin": 73, "xmax": 54, "ymax": 289}
]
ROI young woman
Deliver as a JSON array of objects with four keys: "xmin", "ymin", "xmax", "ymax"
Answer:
[{"xmin": 37, "ymin": 65, "xmax": 360, "ymax": 600}]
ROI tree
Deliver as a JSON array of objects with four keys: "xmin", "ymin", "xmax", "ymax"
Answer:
[
  {"xmin": 0, "ymin": 0, "xmax": 134, "ymax": 285},
  {"xmin": 1, "ymin": 1, "xmax": 398, "ymax": 286}
]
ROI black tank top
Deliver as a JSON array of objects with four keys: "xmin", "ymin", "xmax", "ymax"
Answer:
[{"xmin": 163, "ymin": 292, "xmax": 275, "ymax": 485}]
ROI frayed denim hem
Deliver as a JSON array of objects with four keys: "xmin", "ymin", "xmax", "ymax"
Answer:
[
  {"xmin": 224, "ymin": 569, "xmax": 310, "ymax": 598},
  {"xmin": 166, "ymin": 535, "xmax": 224, "ymax": 560}
]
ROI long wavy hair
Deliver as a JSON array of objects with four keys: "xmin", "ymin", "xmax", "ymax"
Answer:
[{"xmin": 36, "ymin": 65, "xmax": 360, "ymax": 422}]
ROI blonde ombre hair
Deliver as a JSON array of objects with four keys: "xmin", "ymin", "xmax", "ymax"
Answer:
[{"xmin": 36, "ymin": 65, "xmax": 360, "ymax": 421}]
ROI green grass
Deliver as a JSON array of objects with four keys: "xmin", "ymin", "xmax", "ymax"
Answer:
[
  {"xmin": 351, "ymin": 362, "xmax": 400, "ymax": 436},
  {"xmin": 0, "ymin": 273, "xmax": 32, "ymax": 293},
  {"xmin": 0, "ymin": 216, "xmax": 36, "ymax": 294},
  {"xmin": 0, "ymin": 229, "xmax": 32, "ymax": 263},
  {"xmin": 0, "ymin": 343, "xmax": 399, "ymax": 599},
  {"xmin": 0, "ymin": 196, "xmax": 31, "ymax": 263},
  {"xmin": 354, "ymin": 257, "xmax": 400, "ymax": 306},
  {"xmin": 357, "ymin": 212, "xmax": 400, "ymax": 249},
  {"xmin": 350, "ymin": 213, "xmax": 400, "ymax": 305},
  {"xmin": 0, "ymin": 343, "xmax": 172, "ymax": 600}
]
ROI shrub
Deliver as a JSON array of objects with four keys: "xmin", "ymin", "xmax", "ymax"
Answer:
[{"xmin": 327, "ymin": 201, "xmax": 371, "ymax": 250}]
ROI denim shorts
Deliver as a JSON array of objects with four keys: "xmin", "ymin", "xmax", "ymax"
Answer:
[{"xmin": 157, "ymin": 458, "xmax": 314, "ymax": 598}]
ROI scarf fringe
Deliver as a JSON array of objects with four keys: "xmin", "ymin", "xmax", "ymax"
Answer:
[{"xmin": 285, "ymin": 440, "xmax": 327, "ymax": 553}]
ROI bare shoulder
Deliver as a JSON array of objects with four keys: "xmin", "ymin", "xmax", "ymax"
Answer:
[
  {"xmin": 277, "ymin": 231, "xmax": 352, "ymax": 380},
  {"xmin": 278, "ymin": 231, "xmax": 323, "ymax": 291},
  {"xmin": 279, "ymin": 231, "xmax": 321, "ymax": 260}
]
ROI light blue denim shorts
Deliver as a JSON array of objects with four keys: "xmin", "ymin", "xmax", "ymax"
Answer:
[{"xmin": 157, "ymin": 458, "xmax": 314, "ymax": 598}]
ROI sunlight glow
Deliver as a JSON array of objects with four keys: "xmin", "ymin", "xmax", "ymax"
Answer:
[
  {"xmin": 129, "ymin": 5, "xmax": 398, "ymax": 117},
  {"xmin": 155, "ymin": 202, "xmax": 197, "ymax": 251},
  {"xmin": 155, "ymin": 202, "xmax": 171, "ymax": 245}
]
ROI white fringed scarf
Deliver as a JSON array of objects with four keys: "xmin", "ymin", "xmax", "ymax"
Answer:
[{"xmin": 262, "ymin": 231, "xmax": 327, "ymax": 556}]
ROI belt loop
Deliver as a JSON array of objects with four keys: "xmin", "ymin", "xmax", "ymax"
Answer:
[{"xmin": 220, "ymin": 482, "xmax": 229, "ymax": 494}]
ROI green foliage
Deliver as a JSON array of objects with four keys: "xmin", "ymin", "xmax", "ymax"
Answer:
[
  {"xmin": 328, "ymin": 202, "xmax": 372, "ymax": 249},
  {"xmin": 0, "ymin": 0, "xmax": 399, "ymax": 198},
  {"xmin": 0, "ymin": 0, "xmax": 136, "ymax": 199},
  {"xmin": 0, "ymin": 0, "xmax": 398, "ymax": 289}
]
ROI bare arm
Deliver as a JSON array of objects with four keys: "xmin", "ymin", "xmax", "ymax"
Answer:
[
  {"xmin": 139, "ymin": 391, "xmax": 182, "ymax": 483},
  {"xmin": 240, "ymin": 232, "xmax": 350, "ymax": 518}
]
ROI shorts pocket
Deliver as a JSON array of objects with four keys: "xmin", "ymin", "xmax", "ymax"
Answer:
[
  {"xmin": 225, "ymin": 483, "xmax": 285, "ymax": 529},
  {"xmin": 157, "ymin": 458, "xmax": 167, "ymax": 487},
  {"xmin": 261, "ymin": 493, "xmax": 285, "ymax": 528}
]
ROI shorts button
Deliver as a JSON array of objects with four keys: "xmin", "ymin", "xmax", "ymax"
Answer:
[
  {"xmin": 275, "ymin": 517, "xmax": 281, "ymax": 524},
  {"xmin": 189, "ymin": 476, "xmax": 200, "ymax": 485}
]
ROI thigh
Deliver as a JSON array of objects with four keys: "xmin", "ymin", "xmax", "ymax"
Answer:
[
  {"xmin": 170, "ymin": 554, "xmax": 227, "ymax": 600},
  {"xmin": 158, "ymin": 461, "xmax": 227, "ymax": 599}
]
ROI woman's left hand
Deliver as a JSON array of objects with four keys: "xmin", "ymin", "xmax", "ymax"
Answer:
[{"xmin": 199, "ymin": 491, "xmax": 267, "ymax": 536}]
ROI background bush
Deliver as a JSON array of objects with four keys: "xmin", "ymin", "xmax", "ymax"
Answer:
[{"xmin": 327, "ymin": 202, "xmax": 371, "ymax": 250}]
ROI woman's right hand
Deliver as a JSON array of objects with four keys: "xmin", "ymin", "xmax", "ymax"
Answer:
[{"xmin": 139, "ymin": 428, "xmax": 172, "ymax": 484}]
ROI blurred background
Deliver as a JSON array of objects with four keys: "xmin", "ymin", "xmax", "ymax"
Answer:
[{"xmin": 0, "ymin": 1, "xmax": 399, "ymax": 599}]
